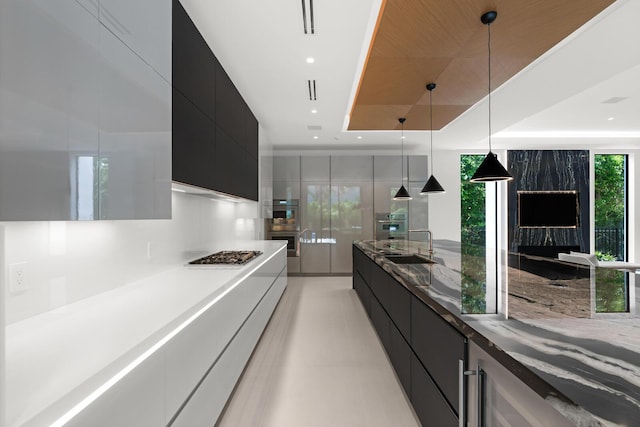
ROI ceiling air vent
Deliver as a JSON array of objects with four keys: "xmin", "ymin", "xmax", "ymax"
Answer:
[
  {"xmin": 307, "ymin": 125, "xmax": 322, "ymax": 131},
  {"xmin": 301, "ymin": 0, "xmax": 315, "ymax": 34},
  {"xmin": 307, "ymin": 80, "xmax": 317, "ymax": 101}
]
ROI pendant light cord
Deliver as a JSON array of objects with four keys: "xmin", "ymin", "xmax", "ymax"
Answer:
[
  {"xmin": 401, "ymin": 120, "xmax": 405, "ymax": 185},
  {"xmin": 487, "ymin": 20, "xmax": 492, "ymax": 153},
  {"xmin": 429, "ymin": 89, "xmax": 434, "ymax": 174}
]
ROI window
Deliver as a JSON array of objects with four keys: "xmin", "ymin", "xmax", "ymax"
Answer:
[
  {"xmin": 460, "ymin": 155, "xmax": 488, "ymax": 314},
  {"xmin": 594, "ymin": 154, "xmax": 627, "ymax": 260},
  {"xmin": 594, "ymin": 154, "xmax": 628, "ymax": 313}
]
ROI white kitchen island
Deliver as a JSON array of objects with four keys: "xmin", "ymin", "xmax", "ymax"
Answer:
[{"xmin": 5, "ymin": 240, "xmax": 287, "ymax": 427}]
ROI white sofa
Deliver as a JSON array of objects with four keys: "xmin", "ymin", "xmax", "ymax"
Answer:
[{"xmin": 558, "ymin": 251, "xmax": 640, "ymax": 272}]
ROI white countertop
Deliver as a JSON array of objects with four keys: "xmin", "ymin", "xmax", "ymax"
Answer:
[{"xmin": 5, "ymin": 240, "xmax": 286, "ymax": 427}]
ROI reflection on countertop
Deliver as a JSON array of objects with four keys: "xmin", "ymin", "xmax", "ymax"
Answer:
[{"xmin": 354, "ymin": 239, "xmax": 640, "ymax": 426}]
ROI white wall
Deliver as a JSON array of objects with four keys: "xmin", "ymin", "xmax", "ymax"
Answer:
[{"xmin": 1, "ymin": 192, "xmax": 262, "ymax": 324}]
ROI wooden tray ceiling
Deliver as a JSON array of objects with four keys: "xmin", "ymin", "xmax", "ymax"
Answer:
[{"xmin": 349, "ymin": 0, "xmax": 615, "ymax": 131}]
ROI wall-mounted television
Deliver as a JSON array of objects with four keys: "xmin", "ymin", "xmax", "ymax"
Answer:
[{"xmin": 518, "ymin": 191, "xmax": 579, "ymax": 228}]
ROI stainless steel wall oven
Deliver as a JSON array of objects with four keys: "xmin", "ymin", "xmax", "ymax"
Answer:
[{"xmin": 268, "ymin": 199, "xmax": 300, "ymax": 257}]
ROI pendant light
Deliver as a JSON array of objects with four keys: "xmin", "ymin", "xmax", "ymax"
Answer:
[
  {"xmin": 470, "ymin": 11, "xmax": 513, "ymax": 183},
  {"xmin": 393, "ymin": 117, "xmax": 412, "ymax": 200},
  {"xmin": 421, "ymin": 83, "xmax": 445, "ymax": 194}
]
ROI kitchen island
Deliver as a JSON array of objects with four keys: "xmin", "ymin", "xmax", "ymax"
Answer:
[{"xmin": 353, "ymin": 240, "xmax": 640, "ymax": 427}]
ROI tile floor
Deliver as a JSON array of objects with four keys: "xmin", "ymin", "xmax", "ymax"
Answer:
[{"xmin": 217, "ymin": 276, "xmax": 421, "ymax": 427}]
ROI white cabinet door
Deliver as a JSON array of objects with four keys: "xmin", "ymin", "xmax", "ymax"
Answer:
[
  {"xmin": 330, "ymin": 181, "xmax": 374, "ymax": 273},
  {"xmin": 99, "ymin": 0, "xmax": 172, "ymax": 80},
  {"xmin": 98, "ymin": 24, "xmax": 172, "ymax": 219},
  {"xmin": 408, "ymin": 182, "xmax": 429, "ymax": 231},
  {"xmin": 77, "ymin": 0, "xmax": 99, "ymax": 17},
  {"xmin": 408, "ymin": 155, "xmax": 429, "ymax": 182},
  {"xmin": 172, "ymin": 275, "xmax": 286, "ymax": 427},
  {"xmin": 0, "ymin": 0, "xmax": 171, "ymax": 221},
  {"xmin": 300, "ymin": 182, "xmax": 331, "ymax": 273},
  {"xmin": 374, "ymin": 156, "xmax": 403, "ymax": 182},
  {"xmin": 374, "ymin": 155, "xmax": 426, "ymax": 185},
  {"xmin": 0, "ymin": 0, "xmax": 101, "ymax": 220},
  {"xmin": 273, "ymin": 156, "xmax": 301, "ymax": 181},
  {"xmin": 65, "ymin": 350, "xmax": 165, "ymax": 427},
  {"xmin": 301, "ymin": 156, "xmax": 330, "ymax": 181},
  {"xmin": 163, "ymin": 302, "xmax": 225, "ymax": 420},
  {"xmin": 331, "ymin": 155, "xmax": 373, "ymax": 182},
  {"xmin": 273, "ymin": 180, "xmax": 301, "ymax": 200}
]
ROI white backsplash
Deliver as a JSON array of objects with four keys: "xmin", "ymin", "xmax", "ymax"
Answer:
[{"xmin": 1, "ymin": 192, "xmax": 261, "ymax": 324}]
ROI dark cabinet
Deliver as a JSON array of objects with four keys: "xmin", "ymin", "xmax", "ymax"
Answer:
[
  {"xmin": 386, "ymin": 274, "xmax": 411, "ymax": 341},
  {"xmin": 411, "ymin": 297, "xmax": 465, "ymax": 415},
  {"xmin": 173, "ymin": 89, "xmax": 216, "ymax": 190},
  {"xmin": 172, "ymin": 0, "xmax": 258, "ymax": 201},
  {"xmin": 353, "ymin": 246, "xmax": 372, "ymax": 285},
  {"xmin": 389, "ymin": 322, "xmax": 411, "ymax": 394},
  {"xmin": 246, "ymin": 110, "xmax": 259, "ymax": 159},
  {"xmin": 368, "ymin": 263, "xmax": 390, "ymax": 309},
  {"xmin": 243, "ymin": 154, "xmax": 259, "ymax": 201},
  {"xmin": 411, "ymin": 353, "xmax": 458, "ymax": 427},
  {"xmin": 214, "ymin": 64, "xmax": 238, "ymax": 140},
  {"xmin": 172, "ymin": 0, "xmax": 215, "ymax": 121},
  {"xmin": 369, "ymin": 262, "xmax": 410, "ymax": 340},
  {"xmin": 353, "ymin": 271, "xmax": 370, "ymax": 315},
  {"xmin": 353, "ymin": 244, "xmax": 464, "ymax": 427},
  {"xmin": 214, "ymin": 126, "xmax": 239, "ymax": 196},
  {"xmin": 369, "ymin": 295, "xmax": 390, "ymax": 350}
]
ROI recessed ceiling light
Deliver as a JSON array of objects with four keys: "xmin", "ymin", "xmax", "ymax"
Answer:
[
  {"xmin": 306, "ymin": 57, "xmax": 315, "ymax": 64},
  {"xmin": 313, "ymin": 136, "xmax": 319, "ymax": 139},
  {"xmin": 357, "ymin": 136, "xmax": 363, "ymax": 140},
  {"xmin": 311, "ymin": 109, "xmax": 317, "ymax": 114},
  {"xmin": 607, "ymin": 117, "xmax": 615, "ymax": 121}
]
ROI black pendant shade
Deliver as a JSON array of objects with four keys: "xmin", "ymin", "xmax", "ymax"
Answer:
[
  {"xmin": 393, "ymin": 184, "xmax": 412, "ymax": 200},
  {"xmin": 471, "ymin": 11, "xmax": 513, "ymax": 183},
  {"xmin": 393, "ymin": 117, "xmax": 412, "ymax": 200},
  {"xmin": 470, "ymin": 151, "xmax": 512, "ymax": 182},
  {"xmin": 421, "ymin": 82, "xmax": 445, "ymax": 194},
  {"xmin": 421, "ymin": 174, "xmax": 445, "ymax": 193}
]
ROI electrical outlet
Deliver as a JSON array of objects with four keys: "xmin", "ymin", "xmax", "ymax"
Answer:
[
  {"xmin": 146, "ymin": 242, "xmax": 152, "ymax": 260},
  {"xmin": 9, "ymin": 262, "xmax": 28, "ymax": 294}
]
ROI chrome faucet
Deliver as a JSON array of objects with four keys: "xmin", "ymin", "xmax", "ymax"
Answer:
[{"xmin": 408, "ymin": 229, "xmax": 433, "ymax": 258}]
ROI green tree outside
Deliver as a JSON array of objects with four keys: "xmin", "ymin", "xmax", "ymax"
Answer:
[
  {"xmin": 460, "ymin": 155, "xmax": 487, "ymax": 314},
  {"xmin": 594, "ymin": 154, "xmax": 627, "ymax": 312},
  {"xmin": 594, "ymin": 154, "xmax": 625, "ymax": 230}
]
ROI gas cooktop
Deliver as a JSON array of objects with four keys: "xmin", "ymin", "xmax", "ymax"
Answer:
[{"xmin": 188, "ymin": 250, "xmax": 262, "ymax": 265}]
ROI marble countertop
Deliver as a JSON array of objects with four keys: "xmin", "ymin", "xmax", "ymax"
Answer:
[
  {"xmin": 5, "ymin": 240, "xmax": 286, "ymax": 427},
  {"xmin": 354, "ymin": 240, "xmax": 640, "ymax": 427}
]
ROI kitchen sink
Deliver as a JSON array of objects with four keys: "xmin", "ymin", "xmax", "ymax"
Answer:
[{"xmin": 384, "ymin": 254, "xmax": 437, "ymax": 264}]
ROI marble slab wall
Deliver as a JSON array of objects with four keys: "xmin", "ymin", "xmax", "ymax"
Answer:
[{"xmin": 507, "ymin": 150, "xmax": 590, "ymax": 254}]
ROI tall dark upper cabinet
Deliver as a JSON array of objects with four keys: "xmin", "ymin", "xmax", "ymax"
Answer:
[
  {"xmin": 172, "ymin": 0, "xmax": 259, "ymax": 201},
  {"xmin": 0, "ymin": 0, "xmax": 172, "ymax": 220}
]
